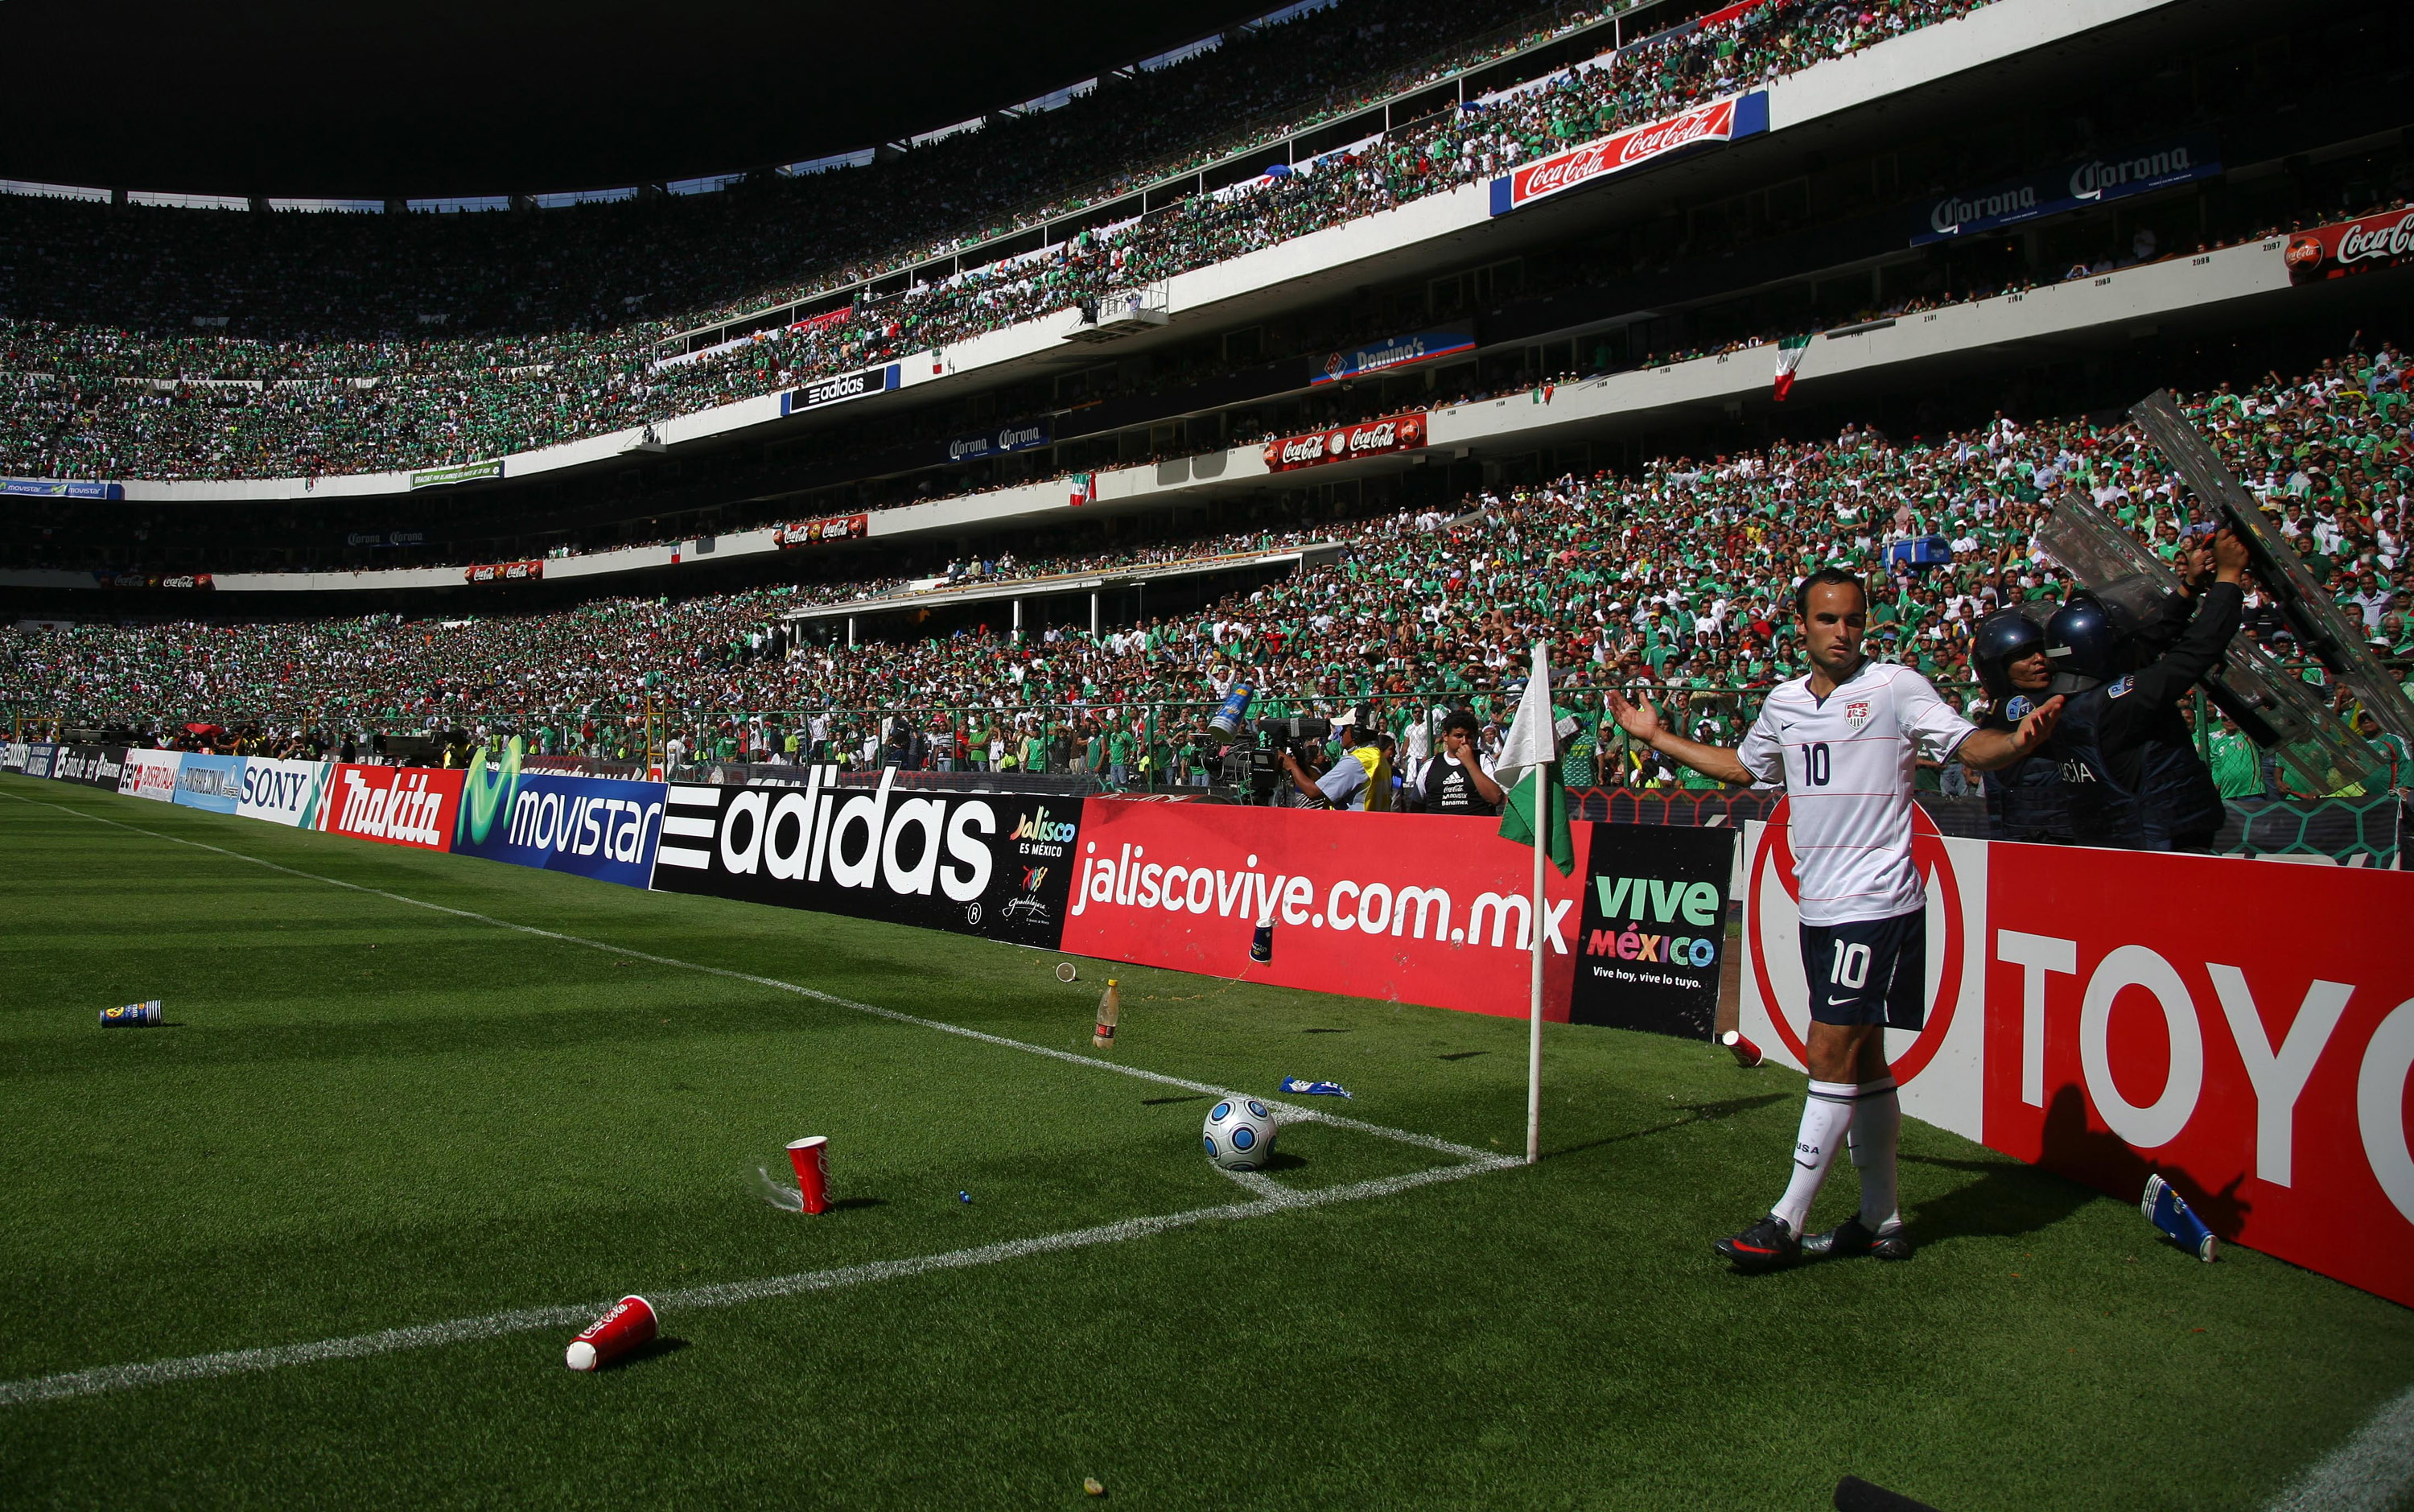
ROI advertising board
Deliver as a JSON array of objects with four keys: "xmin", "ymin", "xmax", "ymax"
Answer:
[
  {"xmin": 47, "ymin": 744, "xmax": 128, "ymax": 790},
  {"xmin": 319, "ymin": 765, "xmax": 464, "ymax": 851},
  {"xmin": 1491, "ymin": 92, "xmax": 1767, "ymax": 216},
  {"xmin": 172, "ymin": 752, "xmax": 245, "ymax": 814},
  {"xmin": 463, "ymin": 559, "xmax": 544, "ymax": 584},
  {"xmin": 118, "ymin": 748, "xmax": 181, "ymax": 801},
  {"xmin": 649, "ymin": 769, "xmax": 1077, "ymax": 949},
  {"xmin": 775, "ymin": 514, "xmax": 871, "ymax": 548},
  {"xmin": 1, "ymin": 743, "xmax": 25, "ymax": 772},
  {"xmin": 782, "ymin": 363, "xmax": 900, "ymax": 416},
  {"xmin": 2285, "ymin": 208, "xmax": 2414, "ymax": 285},
  {"xmin": 23, "ymin": 743, "xmax": 59, "ymax": 779},
  {"xmin": 1738, "ymin": 802, "xmax": 2414, "ymax": 1310},
  {"xmin": 1912, "ymin": 132, "xmax": 2221, "ymax": 245},
  {"xmin": 452, "ymin": 743, "xmax": 663, "ymax": 889},
  {"xmin": 1309, "ymin": 332, "xmax": 1475, "ymax": 386},
  {"xmin": 237, "ymin": 758, "xmax": 332, "ymax": 827},
  {"xmin": 1262, "ymin": 413, "xmax": 1427, "ymax": 473},
  {"xmin": 944, "ymin": 420, "xmax": 1051, "ymax": 463}
]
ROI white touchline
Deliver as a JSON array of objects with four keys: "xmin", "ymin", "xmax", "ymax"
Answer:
[
  {"xmin": 2260, "ymin": 1379, "xmax": 2414, "ymax": 1512},
  {"xmin": 0, "ymin": 788, "xmax": 1520, "ymax": 1407}
]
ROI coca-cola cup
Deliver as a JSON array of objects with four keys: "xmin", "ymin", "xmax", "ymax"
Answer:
[
  {"xmin": 786, "ymin": 1135, "xmax": 831, "ymax": 1215},
  {"xmin": 565, "ymin": 1295, "xmax": 657, "ymax": 1371},
  {"xmin": 1721, "ymin": 1030, "xmax": 1763, "ymax": 1069}
]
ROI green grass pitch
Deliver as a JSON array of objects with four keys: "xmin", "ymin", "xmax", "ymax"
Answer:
[{"xmin": 1, "ymin": 772, "xmax": 2408, "ymax": 1509}]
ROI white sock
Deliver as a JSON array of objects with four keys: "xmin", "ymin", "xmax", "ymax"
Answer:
[
  {"xmin": 1771, "ymin": 1081, "xmax": 1857, "ymax": 1238},
  {"xmin": 1852, "ymin": 1076, "xmax": 1902, "ymax": 1234}
]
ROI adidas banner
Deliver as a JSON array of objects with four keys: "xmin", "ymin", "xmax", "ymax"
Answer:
[{"xmin": 649, "ymin": 769, "xmax": 1081, "ymax": 950}]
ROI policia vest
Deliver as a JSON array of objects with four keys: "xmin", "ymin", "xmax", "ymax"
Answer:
[{"xmin": 1979, "ymin": 697, "xmax": 2074, "ymax": 843}]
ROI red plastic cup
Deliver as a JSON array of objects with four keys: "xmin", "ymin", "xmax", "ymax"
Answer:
[
  {"xmin": 1721, "ymin": 1030, "xmax": 1763, "ymax": 1068},
  {"xmin": 786, "ymin": 1135, "xmax": 831, "ymax": 1215},
  {"xmin": 565, "ymin": 1295, "xmax": 657, "ymax": 1371}
]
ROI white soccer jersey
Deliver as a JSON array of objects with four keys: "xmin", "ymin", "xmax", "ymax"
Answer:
[{"xmin": 1736, "ymin": 661, "xmax": 1975, "ymax": 925}]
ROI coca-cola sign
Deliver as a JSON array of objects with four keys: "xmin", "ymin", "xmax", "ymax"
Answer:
[
  {"xmin": 1493, "ymin": 92, "xmax": 1766, "ymax": 216},
  {"xmin": 2287, "ymin": 210, "xmax": 2414, "ymax": 285},
  {"xmin": 1262, "ymin": 413, "xmax": 1428, "ymax": 473},
  {"xmin": 463, "ymin": 559, "xmax": 545, "ymax": 584}
]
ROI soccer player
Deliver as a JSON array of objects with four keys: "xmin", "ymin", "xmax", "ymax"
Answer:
[{"xmin": 1607, "ymin": 568, "xmax": 2064, "ymax": 1270}]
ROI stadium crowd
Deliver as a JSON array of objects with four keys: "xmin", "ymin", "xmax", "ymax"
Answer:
[
  {"xmin": 0, "ymin": 0, "xmax": 2025, "ymax": 484},
  {"xmin": 8, "ymin": 344, "xmax": 2409, "ymax": 796}
]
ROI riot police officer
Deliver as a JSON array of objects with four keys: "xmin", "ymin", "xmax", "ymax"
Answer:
[
  {"xmin": 2039, "ymin": 528, "xmax": 2249, "ymax": 851},
  {"xmin": 1969, "ymin": 608, "xmax": 2067, "ymax": 843}
]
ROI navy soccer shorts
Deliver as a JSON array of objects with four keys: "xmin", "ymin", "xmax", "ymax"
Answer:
[{"xmin": 1799, "ymin": 908, "xmax": 1927, "ymax": 1029}]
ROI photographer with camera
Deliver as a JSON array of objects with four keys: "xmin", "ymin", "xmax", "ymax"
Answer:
[
  {"xmin": 1279, "ymin": 709, "xmax": 1395, "ymax": 812},
  {"xmin": 1420, "ymin": 707, "xmax": 1505, "ymax": 816}
]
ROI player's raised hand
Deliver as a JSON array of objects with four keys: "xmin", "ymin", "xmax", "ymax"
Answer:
[
  {"xmin": 2011, "ymin": 693, "xmax": 2065, "ymax": 752},
  {"xmin": 1605, "ymin": 688, "xmax": 1663, "ymax": 741}
]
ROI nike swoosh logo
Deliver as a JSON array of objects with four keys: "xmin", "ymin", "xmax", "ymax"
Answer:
[{"xmin": 1827, "ymin": 995, "xmax": 1855, "ymax": 1006}]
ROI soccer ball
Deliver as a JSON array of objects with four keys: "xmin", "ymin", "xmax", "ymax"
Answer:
[{"xmin": 1201, "ymin": 1097, "xmax": 1279, "ymax": 1172}]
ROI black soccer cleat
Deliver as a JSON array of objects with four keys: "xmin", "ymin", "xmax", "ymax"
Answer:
[
  {"xmin": 1715, "ymin": 1213, "xmax": 1802, "ymax": 1273},
  {"xmin": 1804, "ymin": 1214, "xmax": 1914, "ymax": 1261}
]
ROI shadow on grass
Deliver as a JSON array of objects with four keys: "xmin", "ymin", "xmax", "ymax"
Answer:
[
  {"xmin": 1261, "ymin": 1151, "xmax": 1310, "ymax": 1173},
  {"xmin": 1437, "ymin": 1050, "xmax": 1488, "ymax": 1061},
  {"xmin": 1545, "ymin": 1093, "xmax": 1791, "ymax": 1160},
  {"xmin": 599, "ymin": 1336, "xmax": 689, "ymax": 1370},
  {"xmin": 1901, "ymin": 1154, "xmax": 2095, "ymax": 1248},
  {"xmin": 1141, "ymin": 1094, "xmax": 1209, "ymax": 1106}
]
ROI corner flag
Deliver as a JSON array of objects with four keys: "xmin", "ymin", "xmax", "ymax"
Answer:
[{"xmin": 1494, "ymin": 645, "xmax": 1573, "ymax": 877}]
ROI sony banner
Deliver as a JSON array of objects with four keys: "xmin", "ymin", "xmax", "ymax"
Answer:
[
  {"xmin": 173, "ymin": 752, "xmax": 245, "ymax": 814},
  {"xmin": 237, "ymin": 758, "xmax": 332, "ymax": 827},
  {"xmin": 319, "ymin": 764, "xmax": 465, "ymax": 851},
  {"xmin": 1491, "ymin": 91, "xmax": 1768, "ymax": 216},
  {"xmin": 649, "ymin": 768, "xmax": 1079, "ymax": 950},
  {"xmin": 1262, "ymin": 413, "xmax": 1428, "ymax": 473},
  {"xmin": 1310, "ymin": 331, "xmax": 1476, "ymax": 386},
  {"xmin": 2285, "ymin": 208, "xmax": 2414, "ymax": 286},
  {"xmin": 117, "ymin": 748, "xmax": 181, "ymax": 801},
  {"xmin": 1056, "ymin": 801, "xmax": 1589, "ymax": 1020},
  {"xmin": 1738, "ymin": 801, "xmax": 2414, "ymax": 1311},
  {"xmin": 47, "ymin": 744, "xmax": 129, "ymax": 790},
  {"xmin": 781, "ymin": 363, "xmax": 900, "ymax": 416},
  {"xmin": 453, "ymin": 744, "xmax": 664, "ymax": 890}
]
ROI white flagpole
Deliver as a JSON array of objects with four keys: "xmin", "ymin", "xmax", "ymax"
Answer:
[{"xmin": 1526, "ymin": 756, "xmax": 1546, "ymax": 1166}]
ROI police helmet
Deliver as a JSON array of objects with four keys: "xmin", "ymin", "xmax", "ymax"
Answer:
[
  {"xmin": 2043, "ymin": 594, "xmax": 2125, "ymax": 682},
  {"xmin": 1970, "ymin": 609, "xmax": 2045, "ymax": 698}
]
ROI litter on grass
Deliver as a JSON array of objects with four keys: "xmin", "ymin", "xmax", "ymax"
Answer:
[{"xmin": 1280, "ymin": 1077, "xmax": 1351, "ymax": 1099}]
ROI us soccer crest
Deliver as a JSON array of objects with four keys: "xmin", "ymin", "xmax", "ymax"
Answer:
[{"xmin": 1843, "ymin": 699, "xmax": 1873, "ymax": 735}]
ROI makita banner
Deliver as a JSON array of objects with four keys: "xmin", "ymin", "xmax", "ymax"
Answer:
[
  {"xmin": 237, "ymin": 757, "xmax": 332, "ymax": 827},
  {"xmin": 1913, "ymin": 132, "xmax": 2221, "ymax": 245},
  {"xmin": 1491, "ymin": 91, "xmax": 1767, "ymax": 216},
  {"xmin": 1310, "ymin": 331, "xmax": 1476, "ymax": 386},
  {"xmin": 649, "ymin": 769, "xmax": 1078, "ymax": 949},
  {"xmin": 47, "ymin": 744, "xmax": 128, "ymax": 790},
  {"xmin": 782, "ymin": 363, "xmax": 900, "ymax": 416},
  {"xmin": 1056, "ymin": 801, "xmax": 1592, "ymax": 1020},
  {"xmin": 2285, "ymin": 208, "xmax": 2414, "ymax": 286},
  {"xmin": 1738, "ymin": 802, "xmax": 2414, "ymax": 1310},
  {"xmin": 1262, "ymin": 413, "xmax": 1428, "ymax": 473},
  {"xmin": 172, "ymin": 752, "xmax": 244, "ymax": 814},
  {"xmin": 319, "ymin": 765, "xmax": 464, "ymax": 851},
  {"xmin": 453, "ymin": 742, "xmax": 664, "ymax": 890},
  {"xmin": 118, "ymin": 748, "xmax": 180, "ymax": 801},
  {"xmin": 23, "ymin": 742, "xmax": 59, "ymax": 780},
  {"xmin": 944, "ymin": 420, "xmax": 1051, "ymax": 463},
  {"xmin": 463, "ymin": 559, "xmax": 544, "ymax": 584}
]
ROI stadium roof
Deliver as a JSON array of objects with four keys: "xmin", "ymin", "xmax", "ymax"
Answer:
[{"xmin": 0, "ymin": 0, "xmax": 1283, "ymax": 201}]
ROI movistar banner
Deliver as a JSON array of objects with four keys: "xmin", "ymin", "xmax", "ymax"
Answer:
[
  {"xmin": 1912, "ymin": 131, "xmax": 2221, "ymax": 244},
  {"xmin": 454, "ymin": 740, "xmax": 665, "ymax": 889},
  {"xmin": 2, "ymin": 477, "xmax": 122, "ymax": 501}
]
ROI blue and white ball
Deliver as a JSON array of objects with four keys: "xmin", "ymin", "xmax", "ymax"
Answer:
[{"xmin": 1201, "ymin": 1097, "xmax": 1279, "ymax": 1172}]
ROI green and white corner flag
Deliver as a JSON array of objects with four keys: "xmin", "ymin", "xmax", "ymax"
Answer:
[{"xmin": 1494, "ymin": 644, "xmax": 1575, "ymax": 877}]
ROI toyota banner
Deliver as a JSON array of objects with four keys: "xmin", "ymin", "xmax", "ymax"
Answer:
[{"xmin": 1739, "ymin": 800, "xmax": 2414, "ymax": 1311}]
